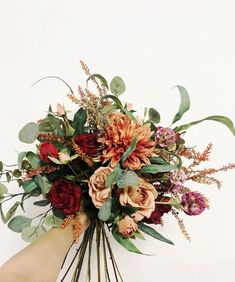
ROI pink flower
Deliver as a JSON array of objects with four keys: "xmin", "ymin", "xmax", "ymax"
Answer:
[
  {"xmin": 169, "ymin": 169, "xmax": 187, "ymax": 193},
  {"xmin": 155, "ymin": 127, "xmax": 178, "ymax": 147},
  {"xmin": 117, "ymin": 216, "xmax": 138, "ymax": 238},
  {"xmin": 181, "ymin": 192, "xmax": 206, "ymax": 216}
]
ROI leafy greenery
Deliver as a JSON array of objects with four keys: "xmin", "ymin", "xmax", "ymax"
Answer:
[
  {"xmin": 110, "ymin": 76, "xmax": 126, "ymax": 96},
  {"xmin": 148, "ymin": 108, "xmax": 161, "ymax": 124},
  {"xmin": 172, "ymin": 85, "xmax": 190, "ymax": 124},
  {"xmin": 174, "ymin": 115, "xmax": 235, "ymax": 135},
  {"xmin": 117, "ymin": 171, "xmax": 139, "ymax": 188},
  {"xmin": 98, "ymin": 197, "xmax": 112, "ymax": 221},
  {"xmin": 141, "ymin": 164, "xmax": 178, "ymax": 174},
  {"xmin": 18, "ymin": 122, "xmax": 39, "ymax": 144},
  {"xmin": 138, "ymin": 222, "xmax": 174, "ymax": 245},
  {"xmin": 86, "ymin": 74, "xmax": 109, "ymax": 90},
  {"xmin": 44, "ymin": 214, "xmax": 63, "ymax": 227},
  {"xmin": 121, "ymin": 135, "xmax": 138, "ymax": 164},
  {"xmin": 8, "ymin": 215, "xmax": 32, "ymax": 233},
  {"xmin": 21, "ymin": 226, "xmax": 46, "ymax": 243},
  {"xmin": 105, "ymin": 164, "xmax": 123, "ymax": 188},
  {"xmin": 74, "ymin": 107, "xmax": 87, "ymax": 134}
]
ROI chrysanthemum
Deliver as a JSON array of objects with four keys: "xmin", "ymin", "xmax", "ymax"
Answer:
[{"xmin": 99, "ymin": 113, "xmax": 156, "ymax": 170}]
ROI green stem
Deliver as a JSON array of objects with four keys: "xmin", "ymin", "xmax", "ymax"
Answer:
[
  {"xmin": 68, "ymin": 164, "xmax": 78, "ymax": 176},
  {"xmin": 101, "ymin": 222, "xmax": 111, "ymax": 282}
]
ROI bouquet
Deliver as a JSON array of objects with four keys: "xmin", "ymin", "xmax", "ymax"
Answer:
[{"xmin": 0, "ymin": 61, "xmax": 234, "ymax": 281}]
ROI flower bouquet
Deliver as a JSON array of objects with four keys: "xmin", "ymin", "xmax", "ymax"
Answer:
[{"xmin": 0, "ymin": 61, "xmax": 234, "ymax": 281}]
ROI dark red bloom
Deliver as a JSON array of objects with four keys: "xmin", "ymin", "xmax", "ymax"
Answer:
[
  {"xmin": 144, "ymin": 196, "xmax": 171, "ymax": 224},
  {"xmin": 39, "ymin": 142, "xmax": 58, "ymax": 163},
  {"xmin": 74, "ymin": 133, "xmax": 98, "ymax": 156},
  {"xmin": 48, "ymin": 179, "xmax": 82, "ymax": 214}
]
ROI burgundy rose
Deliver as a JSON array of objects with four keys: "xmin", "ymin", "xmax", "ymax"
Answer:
[
  {"xmin": 74, "ymin": 133, "xmax": 98, "ymax": 156},
  {"xmin": 39, "ymin": 142, "xmax": 58, "ymax": 163},
  {"xmin": 48, "ymin": 179, "xmax": 82, "ymax": 214},
  {"xmin": 144, "ymin": 196, "xmax": 171, "ymax": 224}
]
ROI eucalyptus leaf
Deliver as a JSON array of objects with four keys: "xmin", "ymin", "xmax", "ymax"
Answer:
[
  {"xmin": 38, "ymin": 116, "xmax": 61, "ymax": 134},
  {"xmin": 149, "ymin": 157, "xmax": 169, "ymax": 165},
  {"xmin": 0, "ymin": 161, "xmax": 3, "ymax": 172},
  {"xmin": 103, "ymin": 95, "xmax": 123, "ymax": 108},
  {"xmin": 44, "ymin": 214, "xmax": 63, "ymax": 227},
  {"xmin": 141, "ymin": 164, "xmax": 177, "ymax": 174},
  {"xmin": 121, "ymin": 135, "xmax": 138, "ymax": 164},
  {"xmin": 110, "ymin": 76, "xmax": 126, "ymax": 96},
  {"xmin": 0, "ymin": 183, "xmax": 8, "ymax": 197},
  {"xmin": 47, "ymin": 156, "xmax": 62, "ymax": 165},
  {"xmin": 138, "ymin": 222, "xmax": 174, "ymax": 245},
  {"xmin": 5, "ymin": 202, "xmax": 20, "ymax": 222},
  {"xmin": 174, "ymin": 115, "xmax": 235, "ymax": 136},
  {"xmin": 22, "ymin": 179, "xmax": 38, "ymax": 193},
  {"xmin": 8, "ymin": 215, "xmax": 32, "ymax": 233},
  {"xmin": 33, "ymin": 199, "xmax": 50, "ymax": 206},
  {"xmin": 0, "ymin": 204, "xmax": 6, "ymax": 223},
  {"xmin": 98, "ymin": 197, "xmax": 112, "ymax": 221},
  {"xmin": 172, "ymin": 85, "xmax": 190, "ymax": 124},
  {"xmin": 105, "ymin": 164, "xmax": 123, "ymax": 188},
  {"xmin": 112, "ymin": 228, "xmax": 143, "ymax": 254},
  {"xmin": 26, "ymin": 152, "xmax": 41, "ymax": 169},
  {"xmin": 18, "ymin": 122, "xmax": 39, "ymax": 144},
  {"xmin": 21, "ymin": 226, "xmax": 46, "ymax": 243},
  {"xmin": 117, "ymin": 171, "xmax": 139, "ymax": 188},
  {"xmin": 148, "ymin": 108, "xmax": 161, "ymax": 124}
]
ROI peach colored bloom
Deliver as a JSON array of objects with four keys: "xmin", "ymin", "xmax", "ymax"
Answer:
[
  {"xmin": 56, "ymin": 103, "xmax": 65, "ymax": 116},
  {"xmin": 98, "ymin": 113, "xmax": 156, "ymax": 170},
  {"xmin": 119, "ymin": 177, "xmax": 158, "ymax": 221},
  {"xmin": 88, "ymin": 166, "xmax": 113, "ymax": 208},
  {"xmin": 117, "ymin": 216, "xmax": 138, "ymax": 238}
]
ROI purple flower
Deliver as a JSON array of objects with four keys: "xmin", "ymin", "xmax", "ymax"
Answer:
[
  {"xmin": 170, "ymin": 169, "xmax": 187, "ymax": 193},
  {"xmin": 181, "ymin": 192, "xmax": 206, "ymax": 216},
  {"xmin": 155, "ymin": 127, "xmax": 177, "ymax": 147}
]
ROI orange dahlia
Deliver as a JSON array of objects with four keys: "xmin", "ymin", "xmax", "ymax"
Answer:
[{"xmin": 99, "ymin": 113, "xmax": 156, "ymax": 170}]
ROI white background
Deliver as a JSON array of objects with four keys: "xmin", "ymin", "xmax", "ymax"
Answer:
[{"xmin": 0, "ymin": 1, "xmax": 235, "ymax": 281}]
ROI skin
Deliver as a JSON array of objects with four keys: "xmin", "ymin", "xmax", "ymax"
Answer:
[{"xmin": 0, "ymin": 212, "xmax": 89, "ymax": 282}]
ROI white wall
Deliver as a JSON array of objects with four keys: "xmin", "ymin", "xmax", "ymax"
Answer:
[{"xmin": 0, "ymin": 1, "xmax": 235, "ymax": 281}]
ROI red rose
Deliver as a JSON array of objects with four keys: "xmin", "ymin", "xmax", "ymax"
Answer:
[
  {"xmin": 144, "ymin": 196, "xmax": 171, "ymax": 224},
  {"xmin": 74, "ymin": 133, "xmax": 98, "ymax": 156},
  {"xmin": 48, "ymin": 179, "xmax": 82, "ymax": 214},
  {"xmin": 39, "ymin": 142, "xmax": 58, "ymax": 163}
]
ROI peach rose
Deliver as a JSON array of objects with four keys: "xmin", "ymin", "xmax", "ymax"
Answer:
[
  {"xmin": 119, "ymin": 177, "xmax": 158, "ymax": 221},
  {"xmin": 88, "ymin": 166, "xmax": 113, "ymax": 208},
  {"xmin": 117, "ymin": 215, "xmax": 138, "ymax": 238}
]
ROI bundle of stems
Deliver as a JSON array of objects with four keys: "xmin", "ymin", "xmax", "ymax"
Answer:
[{"xmin": 61, "ymin": 220, "xmax": 123, "ymax": 282}]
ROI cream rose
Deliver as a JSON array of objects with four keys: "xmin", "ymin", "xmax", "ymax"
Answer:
[
  {"xmin": 88, "ymin": 166, "xmax": 113, "ymax": 208},
  {"xmin": 119, "ymin": 177, "xmax": 158, "ymax": 221},
  {"xmin": 117, "ymin": 215, "xmax": 138, "ymax": 238}
]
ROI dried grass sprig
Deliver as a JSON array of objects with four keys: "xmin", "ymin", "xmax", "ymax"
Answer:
[
  {"xmin": 38, "ymin": 133, "xmax": 66, "ymax": 143},
  {"xmin": 172, "ymin": 209, "xmax": 191, "ymax": 241},
  {"xmin": 27, "ymin": 165, "xmax": 60, "ymax": 178},
  {"xmin": 71, "ymin": 138, "xmax": 93, "ymax": 168}
]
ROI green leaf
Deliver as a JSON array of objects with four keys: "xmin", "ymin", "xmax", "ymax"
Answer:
[
  {"xmin": 8, "ymin": 215, "xmax": 32, "ymax": 233},
  {"xmin": 26, "ymin": 152, "xmax": 41, "ymax": 169},
  {"xmin": 44, "ymin": 214, "xmax": 63, "ymax": 227},
  {"xmin": 149, "ymin": 157, "xmax": 169, "ymax": 165},
  {"xmin": 33, "ymin": 199, "xmax": 50, "ymax": 206},
  {"xmin": 0, "ymin": 161, "xmax": 3, "ymax": 172},
  {"xmin": 172, "ymin": 85, "xmax": 190, "ymax": 124},
  {"xmin": 18, "ymin": 152, "xmax": 29, "ymax": 169},
  {"xmin": 5, "ymin": 202, "xmax": 20, "ymax": 222},
  {"xmin": 0, "ymin": 183, "xmax": 8, "ymax": 197},
  {"xmin": 174, "ymin": 115, "xmax": 235, "ymax": 136},
  {"xmin": 121, "ymin": 135, "xmax": 138, "ymax": 164},
  {"xmin": 35, "ymin": 175, "xmax": 51, "ymax": 194},
  {"xmin": 110, "ymin": 76, "xmax": 126, "ymax": 96},
  {"xmin": 103, "ymin": 95, "xmax": 123, "ymax": 109},
  {"xmin": 18, "ymin": 122, "xmax": 39, "ymax": 144},
  {"xmin": 148, "ymin": 108, "xmax": 161, "ymax": 124},
  {"xmin": 141, "ymin": 164, "xmax": 177, "ymax": 174},
  {"xmin": 121, "ymin": 107, "xmax": 137, "ymax": 122},
  {"xmin": 105, "ymin": 164, "xmax": 123, "ymax": 188},
  {"xmin": 117, "ymin": 171, "xmax": 139, "ymax": 188},
  {"xmin": 102, "ymin": 104, "xmax": 119, "ymax": 114},
  {"xmin": 86, "ymin": 74, "xmax": 109, "ymax": 90},
  {"xmin": 74, "ymin": 107, "xmax": 87, "ymax": 135},
  {"xmin": 22, "ymin": 179, "xmax": 38, "ymax": 193},
  {"xmin": 98, "ymin": 197, "xmax": 112, "ymax": 221},
  {"xmin": 21, "ymin": 226, "xmax": 46, "ymax": 243},
  {"xmin": 0, "ymin": 204, "xmax": 6, "ymax": 223},
  {"xmin": 38, "ymin": 116, "xmax": 61, "ymax": 134},
  {"xmin": 138, "ymin": 222, "xmax": 174, "ymax": 245},
  {"xmin": 112, "ymin": 228, "xmax": 143, "ymax": 254}
]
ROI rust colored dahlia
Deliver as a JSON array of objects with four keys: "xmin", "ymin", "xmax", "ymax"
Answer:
[{"xmin": 99, "ymin": 113, "xmax": 156, "ymax": 170}]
